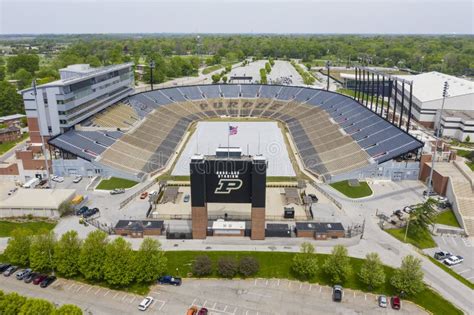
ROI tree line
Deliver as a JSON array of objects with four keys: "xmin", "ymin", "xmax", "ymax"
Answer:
[
  {"xmin": 0, "ymin": 290, "xmax": 82, "ymax": 315},
  {"xmin": 4, "ymin": 229, "xmax": 167, "ymax": 288}
]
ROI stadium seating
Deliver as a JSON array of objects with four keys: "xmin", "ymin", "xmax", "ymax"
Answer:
[
  {"xmin": 50, "ymin": 84, "xmax": 423, "ymax": 180},
  {"xmin": 91, "ymin": 103, "xmax": 139, "ymax": 129}
]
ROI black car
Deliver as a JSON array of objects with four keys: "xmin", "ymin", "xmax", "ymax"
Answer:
[
  {"xmin": 332, "ymin": 285, "xmax": 343, "ymax": 302},
  {"xmin": 40, "ymin": 276, "xmax": 56, "ymax": 288},
  {"xmin": 76, "ymin": 206, "xmax": 89, "ymax": 216},
  {"xmin": 308, "ymin": 194, "xmax": 318, "ymax": 202},
  {"xmin": 24, "ymin": 272, "xmax": 39, "ymax": 283},
  {"xmin": 158, "ymin": 275, "xmax": 182, "ymax": 286},
  {"xmin": 0, "ymin": 263, "xmax": 11, "ymax": 272},
  {"xmin": 83, "ymin": 207, "xmax": 99, "ymax": 218}
]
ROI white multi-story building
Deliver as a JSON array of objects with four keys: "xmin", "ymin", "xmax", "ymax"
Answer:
[
  {"xmin": 437, "ymin": 110, "xmax": 474, "ymax": 142},
  {"xmin": 20, "ymin": 63, "xmax": 134, "ymax": 143}
]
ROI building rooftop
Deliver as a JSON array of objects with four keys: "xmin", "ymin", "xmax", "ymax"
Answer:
[
  {"xmin": 212, "ymin": 220, "xmax": 246, "ymax": 230},
  {"xmin": 0, "ymin": 189, "xmax": 76, "ymax": 210},
  {"xmin": 395, "ymin": 71, "xmax": 474, "ymax": 103},
  {"xmin": 0, "ymin": 114, "xmax": 26, "ymax": 121},
  {"xmin": 443, "ymin": 109, "xmax": 474, "ymax": 121},
  {"xmin": 295, "ymin": 222, "xmax": 345, "ymax": 232},
  {"xmin": 115, "ymin": 220, "xmax": 164, "ymax": 230}
]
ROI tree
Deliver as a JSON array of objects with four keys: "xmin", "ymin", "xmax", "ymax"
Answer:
[
  {"xmin": 29, "ymin": 230, "xmax": 56, "ymax": 273},
  {"xmin": 0, "ymin": 65, "xmax": 5, "ymax": 81},
  {"xmin": 58, "ymin": 201, "xmax": 74, "ymax": 217},
  {"xmin": 192, "ymin": 255, "xmax": 213, "ymax": 277},
  {"xmin": 239, "ymin": 256, "xmax": 259, "ymax": 277},
  {"xmin": 103, "ymin": 237, "xmax": 135, "ymax": 286},
  {"xmin": 358, "ymin": 253, "xmax": 386, "ymax": 290},
  {"xmin": 13, "ymin": 68, "xmax": 33, "ymax": 90},
  {"xmin": 222, "ymin": 76, "xmax": 228, "ymax": 83},
  {"xmin": 18, "ymin": 298, "xmax": 54, "ymax": 315},
  {"xmin": 292, "ymin": 242, "xmax": 318, "ymax": 280},
  {"xmin": 79, "ymin": 230, "xmax": 109, "ymax": 281},
  {"xmin": 391, "ymin": 255, "xmax": 425, "ymax": 295},
  {"xmin": 0, "ymin": 81, "xmax": 25, "ymax": 116},
  {"xmin": 265, "ymin": 62, "xmax": 271, "ymax": 74},
  {"xmin": 4, "ymin": 228, "xmax": 33, "ymax": 266},
  {"xmin": 465, "ymin": 135, "xmax": 471, "ymax": 143},
  {"xmin": 225, "ymin": 65, "xmax": 232, "ymax": 73},
  {"xmin": 7, "ymin": 54, "xmax": 40, "ymax": 74},
  {"xmin": 54, "ymin": 230, "xmax": 82, "ymax": 277},
  {"xmin": 54, "ymin": 304, "xmax": 83, "ymax": 315},
  {"xmin": 406, "ymin": 198, "xmax": 438, "ymax": 237},
  {"xmin": 217, "ymin": 257, "xmax": 238, "ymax": 278},
  {"xmin": 211, "ymin": 74, "xmax": 221, "ymax": 83},
  {"xmin": 0, "ymin": 292, "xmax": 27, "ymax": 314},
  {"xmin": 134, "ymin": 238, "xmax": 167, "ymax": 283},
  {"xmin": 322, "ymin": 245, "xmax": 352, "ymax": 284}
]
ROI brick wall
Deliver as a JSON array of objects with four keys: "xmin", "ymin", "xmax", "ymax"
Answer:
[
  {"xmin": 251, "ymin": 207, "xmax": 265, "ymax": 240},
  {"xmin": 192, "ymin": 206, "xmax": 208, "ymax": 239}
]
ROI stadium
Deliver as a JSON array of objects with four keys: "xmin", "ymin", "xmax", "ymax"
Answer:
[{"xmin": 48, "ymin": 84, "xmax": 423, "ymax": 184}]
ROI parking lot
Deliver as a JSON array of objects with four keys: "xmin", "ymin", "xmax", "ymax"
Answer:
[
  {"xmin": 0, "ymin": 273, "xmax": 426, "ymax": 314},
  {"xmin": 426, "ymin": 234, "xmax": 474, "ymax": 282}
]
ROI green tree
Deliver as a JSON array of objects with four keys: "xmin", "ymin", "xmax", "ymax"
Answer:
[
  {"xmin": 192, "ymin": 255, "xmax": 213, "ymax": 277},
  {"xmin": 13, "ymin": 68, "xmax": 33, "ymax": 90},
  {"xmin": 211, "ymin": 74, "xmax": 221, "ymax": 83},
  {"xmin": 225, "ymin": 65, "xmax": 232, "ymax": 73},
  {"xmin": 391, "ymin": 255, "xmax": 425, "ymax": 295},
  {"xmin": 58, "ymin": 201, "xmax": 74, "ymax": 217},
  {"xmin": 103, "ymin": 237, "xmax": 134, "ymax": 286},
  {"xmin": 217, "ymin": 257, "xmax": 238, "ymax": 278},
  {"xmin": 134, "ymin": 238, "xmax": 167, "ymax": 283},
  {"xmin": 54, "ymin": 304, "xmax": 83, "ymax": 315},
  {"xmin": 322, "ymin": 245, "xmax": 352, "ymax": 284},
  {"xmin": 239, "ymin": 256, "xmax": 260, "ymax": 277},
  {"xmin": 0, "ymin": 65, "xmax": 5, "ymax": 81},
  {"xmin": 222, "ymin": 76, "xmax": 228, "ymax": 83},
  {"xmin": 54, "ymin": 230, "xmax": 82, "ymax": 277},
  {"xmin": 0, "ymin": 81, "xmax": 25, "ymax": 116},
  {"xmin": 0, "ymin": 292, "xmax": 27, "ymax": 314},
  {"xmin": 406, "ymin": 198, "xmax": 438, "ymax": 236},
  {"xmin": 7, "ymin": 54, "xmax": 40, "ymax": 74},
  {"xmin": 4, "ymin": 228, "xmax": 33, "ymax": 266},
  {"xmin": 79, "ymin": 230, "xmax": 109, "ymax": 281},
  {"xmin": 465, "ymin": 135, "xmax": 471, "ymax": 143},
  {"xmin": 19, "ymin": 298, "xmax": 54, "ymax": 315},
  {"xmin": 30, "ymin": 230, "xmax": 56, "ymax": 273},
  {"xmin": 265, "ymin": 62, "xmax": 271, "ymax": 74},
  {"xmin": 292, "ymin": 242, "xmax": 318, "ymax": 280},
  {"xmin": 358, "ymin": 253, "xmax": 386, "ymax": 290}
]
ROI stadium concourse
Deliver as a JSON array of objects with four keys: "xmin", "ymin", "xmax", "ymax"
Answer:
[{"xmin": 49, "ymin": 84, "xmax": 423, "ymax": 182}]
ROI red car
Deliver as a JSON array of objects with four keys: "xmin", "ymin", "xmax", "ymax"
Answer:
[
  {"xmin": 32, "ymin": 274, "xmax": 47, "ymax": 285},
  {"xmin": 140, "ymin": 192, "xmax": 148, "ymax": 199},
  {"xmin": 391, "ymin": 296, "xmax": 401, "ymax": 310},
  {"xmin": 198, "ymin": 308, "xmax": 208, "ymax": 315}
]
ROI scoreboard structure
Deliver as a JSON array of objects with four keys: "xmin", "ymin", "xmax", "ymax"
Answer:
[{"xmin": 190, "ymin": 147, "xmax": 267, "ymax": 240}]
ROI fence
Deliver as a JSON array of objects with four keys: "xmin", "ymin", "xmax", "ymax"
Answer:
[
  {"xmin": 119, "ymin": 180, "xmax": 161, "ymax": 209},
  {"xmin": 309, "ymin": 182, "xmax": 343, "ymax": 209},
  {"xmin": 85, "ymin": 217, "xmax": 114, "ymax": 235}
]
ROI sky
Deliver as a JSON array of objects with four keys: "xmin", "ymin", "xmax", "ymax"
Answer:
[{"xmin": 0, "ymin": 0, "xmax": 472, "ymax": 35}]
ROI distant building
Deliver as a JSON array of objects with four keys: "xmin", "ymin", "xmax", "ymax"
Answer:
[
  {"xmin": 0, "ymin": 127, "xmax": 21, "ymax": 143},
  {"xmin": 295, "ymin": 222, "xmax": 345, "ymax": 239},
  {"xmin": 114, "ymin": 220, "xmax": 164, "ymax": 238},
  {"xmin": 20, "ymin": 63, "xmax": 134, "ymax": 143},
  {"xmin": 438, "ymin": 110, "xmax": 474, "ymax": 142},
  {"xmin": 0, "ymin": 114, "xmax": 26, "ymax": 128},
  {"xmin": 394, "ymin": 72, "xmax": 474, "ymax": 128}
]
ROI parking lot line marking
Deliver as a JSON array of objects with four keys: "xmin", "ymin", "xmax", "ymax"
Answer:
[
  {"xmin": 467, "ymin": 276, "xmax": 474, "ymax": 280},
  {"xmin": 309, "ymin": 284, "xmax": 312, "ymax": 291},
  {"xmin": 223, "ymin": 305, "xmax": 227, "ymax": 312},
  {"xmin": 265, "ymin": 279, "xmax": 268, "ymax": 286},
  {"xmin": 277, "ymin": 279, "xmax": 280, "ymax": 286},
  {"xmin": 203, "ymin": 300, "xmax": 208, "ymax": 307},
  {"xmin": 159, "ymin": 300, "xmax": 166, "ymax": 311},
  {"xmin": 441, "ymin": 236, "xmax": 447, "ymax": 245},
  {"xmin": 68, "ymin": 283, "xmax": 75, "ymax": 290},
  {"xmin": 103, "ymin": 290, "xmax": 110, "ymax": 297},
  {"xmin": 86, "ymin": 286, "xmax": 93, "ymax": 293},
  {"xmin": 365, "ymin": 294, "xmax": 367, "ymax": 301},
  {"xmin": 113, "ymin": 292, "xmax": 119, "ymax": 299},
  {"xmin": 254, "ymin": 279, "xmax": 257, "ymax": 286},
  {"xmin": 288, "ymin": 281, "xmax": 291, "ymax": 288},
  {"xmin": 353, "ymin": 292, "xmax": 356, "ymax": 298},
  {"xmin": 212, "ymin": 302, "xmax": 216, "ymax": 309},
  {"xmin": 319, "ymin": 286, "xmax": 322, "ymax": 293},
  {"xmin": 150, "ymin": 300, "xmax": 157, "ymax": 309},
  {"xmin": 75, "ymin": 285, "xmax": 83, "ymax": 292},
  {"xmin": 150, "ymin": 291, "xmax": 160, "ymax": 296},
  {"xmin": 95, "ymin": 288, "xmax": 102, "ymax": 295},
  {"xmin": 458, "ymin": 269, "xmax": 470, "ymax": 274},
  {"xmin": 190, "ymin": 298, "xmax": 197, "ymax": 307},
  {"xmin": 122, "ymin": 294, "xmax": 128, "ymax": 301},
  {"xmin": 299, "ymin": 283, "xmax": 302, "ymax": 289},
  {"xmin": 451, "ymin": 237, "xmax": 457, "ymax": 246},
  {"xmin": 129, "ymin": 296, "xmax": 135, "ymax": 304}
]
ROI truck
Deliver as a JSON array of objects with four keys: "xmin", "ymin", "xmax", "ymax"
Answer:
[{"xmin": 22, "ymin": 177, "xmax": 40, "ymax": 189}]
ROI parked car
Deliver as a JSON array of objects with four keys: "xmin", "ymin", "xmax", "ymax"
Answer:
[
  {"xmin": 24, "ymin": 272, "xmax": 39, "ymax": 283},
  {"xmin": 332, "ymin": 285, "xmax": 343, "ymax": 302},
  {"xmin": 394, "ymin": 210, "xmax": 404, "ymax": 219},
  {"xmin": 0, "ymin": 263, "xmax": 11, "ymax": 272},
  {"xmin": 391, "ymin": 296, "xmax": 401, "ymax": 310},
  {"xmin": 443, "ymin": 255, "xmax": 464, "ymax": 266},
  {"xmin": 15, "ymin": 268, "xmax": 32, "ymax": 280},
  {"xmin": 140, "ymin": 192, "xmax": 148, "ymax": 199},
  {"xmin": 434, "ymin": 251, "xmax": 451, "ymax": 260},
  {"xmin": 158, "ymin": 275, "xmax": 182, "ymax": 286},
  {"xmin": 73, "ymin": 175, "xmax": 83, "ymax": 183},
  {"xmin": 110, "ymin": 188, "xmax": 125, "ymax": 195},
  {"xmin": 423, "ymin": 190, "xmax": 437, "ymax": 197},
  {"xmin": 138, "ymin": 297, "xmax": 154, "ymax": 311},
  {"xmin": 308, "ymin": 194, "xmax": 318, "ymax": 202},
  {"xmin": 402, "ymin": 206, "xmax": 413, "ymax": 214},
  {"xmin": 378, "ymin": 295, "xmax": 388, "ymax": 308},
  {"xmin": 51, "ymin": 175, "xmax": 64, "ymax": 183},
  {"xmin": 187, "ymin": 306, "xmax": 198, "ymax": 315},
  {"xmin": 40, "ymin": 276, "xmax": 56, "ymax": 288},
  {"xmin": 33, "ymin": 274, "xmax": 48, "ymax": 285},
  {"xmin": 198, "ymin": 307, "xmax": 208, "ymax": 315},
  {"xmin": 76, "ymin": 206, "xmax": 89, "ymax": 216},
  {"xmin": 83, "ymin": 207, "xmax": 99, "ymax": 218},
  {"xmin": 3, "ymin": 266, "xmax": 18, "ymax": 277},
  {"xmin": 183, "ymin": 194, "xmax": 190, "ymax": 202},
  {"xmin": 7, "ymin": 187, "xmax": 18, "ymax": 195}
]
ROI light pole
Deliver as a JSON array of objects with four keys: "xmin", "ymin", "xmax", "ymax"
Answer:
[
  {"xmin": 149, "ymin": 60, "xmax": 155, "ymax": 91},
  {"xmin": 33, "ymin": 80, "xmax": 52, "ymax": 188},
  {"xmin": 326, "ymin": 60, "xmax": 331, "ymax": 91},
  {"xmin": 427, "ymin": 81, "xmax": 449, "ymax": 195}
]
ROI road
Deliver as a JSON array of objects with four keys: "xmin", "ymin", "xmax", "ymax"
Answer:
[{"xmin": 0, "ymin": 275, "xmax": 425, "ymax": 315}]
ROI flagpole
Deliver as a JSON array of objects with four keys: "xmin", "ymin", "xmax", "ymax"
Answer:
[{"xmin": 227, "ymin": 122, "xmax": 230, "ymax": 159}]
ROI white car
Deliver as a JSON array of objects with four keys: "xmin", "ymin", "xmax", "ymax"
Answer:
[
  {"xmin": 51, "ymin": 175, "xmax": 64, "ymax": 183},
  {"xmin": 138, "ymin": 297, "xmax": 154, "ymax": 311},
  {"xmin": 443, "ymin": 255, "xmax": 464, "ymax": 266},
  {"xmin": 403, "ymin": 206, "xmax": 413, "ymax": 214},
  {"xmin": 73, "ymin": 175, "xmax": 82, "ymax": 183}
]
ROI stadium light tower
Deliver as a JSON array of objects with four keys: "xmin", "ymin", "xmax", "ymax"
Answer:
[
  {"xmin": 326, "ymin": 60, "xmax": 331, "ymax": 91},
  {"xmin": 427, "ymin": 81, "xmax": 449, "ymax": 195},
  {"xmin": 149, "ymin": 60, "xmax": 155, "ymax": 91}
]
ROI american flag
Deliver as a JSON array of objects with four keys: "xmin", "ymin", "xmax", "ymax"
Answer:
[{"xmin": 229, "ymin": 125, "xmax": 238, "ymax": 136}]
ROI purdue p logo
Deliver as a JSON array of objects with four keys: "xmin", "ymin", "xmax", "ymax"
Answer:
[{"xmin": 215, "ymin": 179, "xmax": 243, "ymax": 194}]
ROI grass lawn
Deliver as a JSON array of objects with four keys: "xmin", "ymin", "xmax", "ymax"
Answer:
[
  {"xmin": 329, "ymin": 180, "xmax": 372, "ymax": 198},
  {"xmin": 435, "ymin": 210, "xmax": 461, "ymax": 228},
  {"xmin": 164, "ymin": 251, "xmax": 461, "ymax": 315},
  {"xmin": 456, "ymin": 150, "xmax": 474, "ymax": 171},
  {"xmin": 385, "ymin": 228, "xmax": 437, "ymax": 249},
  {"xmin": 0, "ymin": 132, "xmax": 29, "ymax": 155},
  {"xmin": 427, "ymin": 256, "xmax": 474, "ymax": 289},
  {"xmin": 266, "ymin": 176, "xmax": 297, "ymax": 183},
  {"xmin": 0, "ymin": 220, "xmax": 57, "ymax": 237},
  {"xmin": 96, "ymin": 177, "xmax": 138, "ymax": 190}
]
